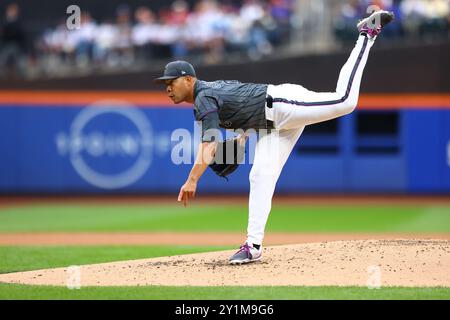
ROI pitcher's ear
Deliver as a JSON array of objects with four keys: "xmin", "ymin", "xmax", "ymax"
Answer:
[{"xmin": 187, "ymin": 76, "xmax": 196, "ymax": 84}]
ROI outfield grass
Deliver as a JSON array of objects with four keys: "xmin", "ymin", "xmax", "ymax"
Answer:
[{"xmin": 0, "ymin": 204, "xmax": 449, "ymax": 233}]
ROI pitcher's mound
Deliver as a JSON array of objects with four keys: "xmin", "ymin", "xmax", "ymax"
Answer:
[{"xmin": 1, "ymin": 239, "xmax": 449, "ymax": 287}]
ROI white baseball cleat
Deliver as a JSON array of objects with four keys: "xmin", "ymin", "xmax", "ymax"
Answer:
[{"xmin": 357, "ymin": 10, "xmax": 395, "ymax": 39}]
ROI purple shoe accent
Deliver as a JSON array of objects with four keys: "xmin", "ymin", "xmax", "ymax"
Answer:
[
  {"xmin": 359, "ymin": 25, "xmax": 382, "ymax": 38},
  {"xmin": 235, "ymin": 243, "xmax": 252, "ymax": 259},
  {"xmin": 229, "ymin": 242, "xmax": 262, "ymax": 264}
]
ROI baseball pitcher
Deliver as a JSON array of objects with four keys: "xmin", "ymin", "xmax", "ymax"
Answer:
[{"xmin": 155, "ymin": 10, "xmax": 395, "ymax": 264}]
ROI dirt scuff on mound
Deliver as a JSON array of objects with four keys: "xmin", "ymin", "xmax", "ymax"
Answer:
[{"xmin": 0, "ymin": 239, "xmax": 449, "ymax": 287}]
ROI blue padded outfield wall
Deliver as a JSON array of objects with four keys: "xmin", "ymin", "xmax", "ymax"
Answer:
[{"xmin": 0, "ymin": 98, "xmax": 449, "ymax": 194}]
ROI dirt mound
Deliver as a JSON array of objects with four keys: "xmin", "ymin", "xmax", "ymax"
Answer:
[{"xmin": 1, "ymin": 239, "xmax": 449, "ymax": 287}]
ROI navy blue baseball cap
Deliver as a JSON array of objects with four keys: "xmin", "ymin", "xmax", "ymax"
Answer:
[{"xmin": 154, "ymin": 61, "xmax": 196, "ymax": 83}]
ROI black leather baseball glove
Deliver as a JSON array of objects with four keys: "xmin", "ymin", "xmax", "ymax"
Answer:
[{"xmin": 209, "ymin": 136, "xmax": 246, "ymax": 179}]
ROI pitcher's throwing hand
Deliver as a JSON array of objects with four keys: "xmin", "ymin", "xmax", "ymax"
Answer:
[{"xmin": 177, "ymin": 179, "xmax": 197, "ymax": 207}]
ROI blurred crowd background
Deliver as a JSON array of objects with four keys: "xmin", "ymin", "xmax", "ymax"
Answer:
[
  {"xmin": 335, "ymin": 0, "xmax": 450, "ymax": 42},
  {"xmin": 0, "ymin": 0, "xmax": 449, "ymax": 80}
]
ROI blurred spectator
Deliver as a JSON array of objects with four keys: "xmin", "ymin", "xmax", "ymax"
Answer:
[
  {"xmin": 92, "ymin": 19, "xmax": 118, "ymax": 67},
  {"xmin": 334, "ymin": 0, "xmax": 364, "ymax": 43},
  {"xmin": 132, "ymin": 7, "xmax": 158, "ymax": 60},
  {"xmin": 114, "ymin": 5, "xmax": 134, "ymax": 67},
  {"xmin": 183, "ymin": 0, "xmax": 226, "ymax": 64},
  {"xmin": 241, "ymin": 0, "xmax": 274, "ymax": 59},
  {"xmin": 166, "ymin": 0, "xmax": 190, "ymax": 25},
  {"xmin": 419, "ymin": 0, "xmax": 449, "ymax": 37},
  {"xmin": 268, "ymin": 0, "xmax": 294, "ymax": 45},
  {"xmin": 241, "ymin": 0, "xmax": 266, "ymax": 23},
  {"xmin": 73, "ymin": 12, "xmax": 96, "ymax": 68},
  {"xmin": 401, "ymin": 0, "xmax": 429, "ymax": 34},
  {"xmin": 168, "ymin": 0, "xmax": 191, "ymax": 57},
  {"xmin": 0, "ymin": 3, "xmax": 26, "ymax": 79}
]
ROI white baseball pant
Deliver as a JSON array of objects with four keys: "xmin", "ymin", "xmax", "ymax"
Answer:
[{"xmin": 247, "ymin": 35, "xmax": 375, "ymax": 246}]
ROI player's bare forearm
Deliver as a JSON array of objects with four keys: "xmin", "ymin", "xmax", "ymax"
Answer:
[
  {"xmin": 178, "ymin": 141, "xmax": 218, "ymax": 207},
  {"xmin": 188, "ymin": 141, "xmax": 217, "ymax": 182}
]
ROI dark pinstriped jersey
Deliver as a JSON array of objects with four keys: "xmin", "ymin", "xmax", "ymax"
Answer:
[{"xmin": 193, "ymin": 80, "xmax": 269, "ymax": 142}]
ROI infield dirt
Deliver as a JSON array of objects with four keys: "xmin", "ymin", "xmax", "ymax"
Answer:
[{"xmin": 1, "ymin": 239, "xmax": 449, "ymax": 287}]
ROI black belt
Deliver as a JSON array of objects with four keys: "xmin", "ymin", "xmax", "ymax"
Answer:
[{"xmin": 266, "ymin": 95, "xmax": 274, "ymax": 129}]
